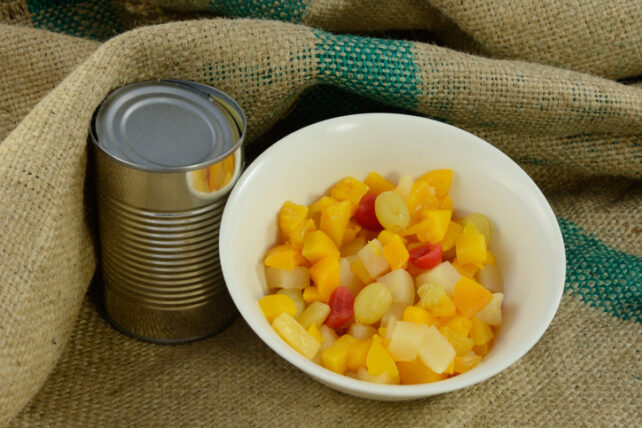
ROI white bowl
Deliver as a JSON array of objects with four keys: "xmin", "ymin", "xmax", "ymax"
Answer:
[{"xmin": 220, "ymin": 113, "xmax": 565, "ymax": 400}]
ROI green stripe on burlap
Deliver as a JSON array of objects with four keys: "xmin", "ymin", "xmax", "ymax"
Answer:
[
  {"xmin": 314, "ymin": 30, "xmax": 420, "ymax": 110},
  {"xmin": 208, "ymin": 0, "xmax": 306, "ymax": 22},
  {"xmin": 27, "ymin": 0, "xmax": 123, "ymax": 40},
  {"xmin": 560, "ymin": 218, "xmax": 642, "ymax": 322}
]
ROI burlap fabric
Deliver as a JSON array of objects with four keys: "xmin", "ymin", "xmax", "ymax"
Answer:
[{"xmin": 1, "ymin": 1, "xmax": 640, "ymax": 426}]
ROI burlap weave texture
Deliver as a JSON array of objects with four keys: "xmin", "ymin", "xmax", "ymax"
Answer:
[{"xmin": 0, "ymin": 1, "xmax": 640, "ymax": 426}]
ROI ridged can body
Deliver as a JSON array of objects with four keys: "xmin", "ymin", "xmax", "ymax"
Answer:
[{"xmin": 92, "ymin": 80, "xmax": 245, "ymax": 343}]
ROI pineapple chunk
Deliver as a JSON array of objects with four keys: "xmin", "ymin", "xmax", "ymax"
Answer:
[
  {"xmin": 417, "ymin": 326, "xmax": 456, "ymax": 374},
  {"xmin": 476, "ymin": 293, "xmax": 503, "ymax": 326},
  {"xmin": 272, "ymin": 312, "xmax": 320, "ymax": 360},
  {"xmin": 358, "ymin": 239, "xmax": 389, "ymax": 278},
  {"xmin": 320, "ymin": 200, "xmax": 352, "ymax": 247},
  {"xmin": 296, "ymin": 301, "xmax": 330, "ymax": 329},
  {"xmin": 415, "ymin": 261, "xmax": 461, "ymax": 296},
  {"xmin": 258, "ymin": 294, "xmax": 298, "ymax": 323},
  {"xmin": 265, "ymin": 266, "xmax": 310, "ymax": 290},
  {"xmin": 319, "ymin": 325, "xmax": 338, "ymax": 352},
  {"xmin": 388, "ymin": 321, "xmax": 430, "ymax": 362},
  {"xmin": 354, "ymin": 282, "xmax": 392, "ymax": 325},
  {"xmin": 378, "ymin": 269, "xmax": 415, "ymax": 305},
  {"xmin": 276, "ymin": 288, "xmax": 305, "ymax": 317}
]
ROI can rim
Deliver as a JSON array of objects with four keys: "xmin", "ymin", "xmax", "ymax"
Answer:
[{"xmin": 90, "ymin": 80, "xmax": 247, "ymax": 173}]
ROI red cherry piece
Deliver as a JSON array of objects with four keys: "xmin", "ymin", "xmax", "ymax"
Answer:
[
  {"xmin": 354, "ymin": 193, "xmax": 383, "ymax": 231},
  {"xmin": 325, "ymin": 287, "xmax": 355, "ymax": 328},
  {"xmin": 409, "ymin": 243, "xmax": 443, "ymax": 270}
]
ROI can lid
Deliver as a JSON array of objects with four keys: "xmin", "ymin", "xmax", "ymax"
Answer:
[{"xmin": 93, "ymin": 81, "xmax": 245, "ymax": 172}]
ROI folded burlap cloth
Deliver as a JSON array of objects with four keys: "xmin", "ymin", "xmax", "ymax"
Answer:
[{"xmin": 1, "ymin": 1, "xmax": 640, "ymax": 426}]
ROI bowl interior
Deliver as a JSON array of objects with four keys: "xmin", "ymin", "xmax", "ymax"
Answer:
[{"xmin": 220, "ymin": 113, "xmax": 565, "ymax": 400}]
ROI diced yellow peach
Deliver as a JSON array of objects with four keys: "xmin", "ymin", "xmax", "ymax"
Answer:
[
  {"xmin": 309, "ymin": 196, "xmax": 337, "ymax": 215},
  {"xmin": 350, "ymin": 258, "xmax": 373, "ymax": 284},
  {"xmin": 452, "ymin": 258, "xmax": 481, "ymax": 278},
  {"xmin": 452, "ymin": 276, "xmax": 493, "ymax": 318},
  {"xmin": 272, "ymin": 312, "xmax": 320, "ymax": 360},
  {"xmin": 330, "ymin": 177, "xmax": 369, "ymax": 207},
  {"xmin": 397, "ymin": 358, "xmax": 447, "ymax": 384},
  {"xmin": 453, "ymin": 352, "xmax": 482, "ymax": 374},
  {"xmin": 440, "ymin": 221, "xmax": 462, "ymax": 252},
  {"xmin": 438, "ymin": 196, "xmax": 453, "ymax": 210},
  {"xmin": 264, "ymin": 244, "xmax": 305, "ymax": 270},
  {"xmin": 289, "ymin": 218, "xmax": 316, "ymax": 249},
  {"xmin": 342, "ymin": 220, "xmax": 362, "ymax": 247},
  {"xmin": 320, "ymin": 200, "xmax": 352, "ymax": 247},
  {"xmin": 377, "ymin": 229, "xmax": 397, "ymax": 246},
  {"xmin": 469, "ymin": 317, "xmax": 494, "ymax": 346},
  {"xmin": 367, "ymin": 336, "xmax": 399, "ymax": 377},
  {"xmin": 278, "ymin": 201, "xmax": 309, "ymax": 242},
  {"xmin": 259, "ymin": 294, "xmax": 298, "ymax": 323},
  {"xmin": 402, "ymin": 306, "xmax": 435, "ymax": 325},
  {"xmin": 302, "ymin": 230, "xmax": 340, "ymax": 263},
  {"xmin": 347, "ymin": 338, "xmax": 372, "ymax": 372},
  {"xmin": 406, "ymin": 180, "xmax": 440, "ymax": 219},
  {"xmin": 322, "ymin": 334, "xmax": 358, "ymax": 374},
  {"xmin": 455, "ymin": 224, "xmax": 487, "ymax": 265},
  {"xmin": 418, "ymin": 169, "xmax": 453, "ymax": 198},
  {"xmin": 416, "ymin": 210, "xmax": 452, "ymax": 244},
  {"xmin": 382, "ymin": 234, "xmax": 409, "ymax": 270},
  {"xmin": 364, "ymin": 171, "xmax": 395, "ymax": 195},
  {"xmin": 484, "ymin": 250, "xmax": 497, "ymax": 265},
  {"xmin": 309, "ymin": 256, "xmax": 341, "ymax": 302},
  {"xmin": 302, "ymin": 286, "xmax": 322, "ymax": 304},
  {"xmin": 307, "ymin": 324, "xmax": 325, "ymax": 343}
]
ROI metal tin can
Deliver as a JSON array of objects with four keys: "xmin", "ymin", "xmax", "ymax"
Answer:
[{"xmin": 91, "ymin": 80, "xmax": 246, "ymax": 343}]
